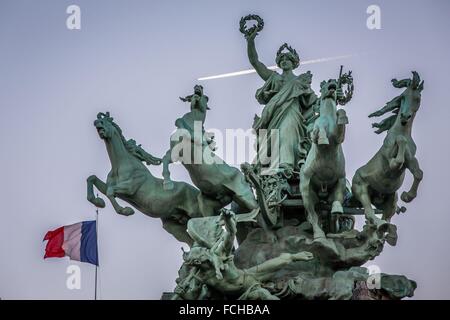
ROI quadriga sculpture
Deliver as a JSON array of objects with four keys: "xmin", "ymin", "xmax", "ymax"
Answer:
[
  {"xmin": 300, "ymin": 74, "xmax": 353, "ymax": 241},
  {"xmin": 352, "ymin": 71, "xmax": 424, "ymax": 241},
  {"xmin": 86, "ymin": 112, "xmax": 201, "ymax": 245}
]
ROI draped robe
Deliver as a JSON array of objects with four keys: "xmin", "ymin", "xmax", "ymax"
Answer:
[{"xmin": 253, "ymin": 71, "xmax": 317, "ymax": 171}]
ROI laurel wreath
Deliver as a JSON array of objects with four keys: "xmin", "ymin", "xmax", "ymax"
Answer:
[
  {"xmin": 239, "ymin": 14, "xmax": 264, "ymax": 38},
  {"xmin": 338, "ymin": 71, "xmax": 354, "ymax": 106}
]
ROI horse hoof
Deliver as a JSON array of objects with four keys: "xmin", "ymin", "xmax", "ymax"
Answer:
[
  {"xmin": 120, "ymin": 207, "xmax": 135, "ymax": 216},
  {"xmin": 401, "ymin": 191, "xmax": 415, "ymax": 203},
  {"xmin": 386, "ymin": 232, "xmax": 398, "ymax": 246},
  {"xmin": 337, "ymin": 116, "xmax": 349, "ymax": 125},
  {"xmin": 336, "ymin": 110, "xmax": 349, "ymax": 125},
  {"xmin": 93, "ymin": 197, "xmax": 106, "ymax": 208},
  {"xmin": 378, "ymin": 222, "xmax": 398, "ymax": 246},
  {"xmin": 331, "ymin": 201, "xmax": 343, "ymax": 214}
]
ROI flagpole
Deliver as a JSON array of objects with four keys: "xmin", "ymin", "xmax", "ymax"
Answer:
[{"xmin": 95, "ymin": 195, "xmax": 99, "ymax": 301}]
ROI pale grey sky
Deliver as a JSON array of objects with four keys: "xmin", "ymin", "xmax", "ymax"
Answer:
[{"xmin": 0, "ymin": 0, "xmax": 449, "ymax": 299}]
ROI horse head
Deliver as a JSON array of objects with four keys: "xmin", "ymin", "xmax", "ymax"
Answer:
[
  {"xmin": 396, "ymin": 71, "xmax": 424, "ymax": 126},
  {"xmin": 370, "ymin": 71, "xmax": 424, "ymax": 133},
  {"xmin": 319, "ymin": 79, "xmax": 339, "ymax": 101},
  {"xmin": 319, "ymin": 68, "xmax": 353, "ymax": 105},
  {"xmin": 94, "ymin": 112, "xmax": 119, "ymax": 140},
  {"xmin": 95, "ymin": 112, "xmax": 162, "ymax": 165}
]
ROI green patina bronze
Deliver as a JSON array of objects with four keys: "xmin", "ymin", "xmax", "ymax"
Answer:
[
  {"xmin": 243, "ymin": 14, "xmax": 318, "ymax": 175},
  {"xmin": 161, "ymin": 85, "xmax": 258, "ymax": 217},
  {"xmin": 87, "ymin": 14, "xmax": 423, "ymax": 300},
  {"xmin": 87, "ymin": 112, "xmax": 201, "ymax": 245},
  {"xmin": 352, "ymin": 72, "xmax": 424, "ymax": 228},
  {"xmin": 300, "ymin": 76, "xmax": 352, "ymax": 244}
]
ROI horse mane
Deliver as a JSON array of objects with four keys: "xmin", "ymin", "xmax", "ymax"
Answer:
[
  {"xmin": 372, "ymin": 113, "xmax": 397, "ymax": 134},
  {"xmin": 370, "ymin": 95, "xmax": 402, "ymax": 134},
  {"xmin": 110, "ymin": 120, "xmax": 162, "ymax": 165}
]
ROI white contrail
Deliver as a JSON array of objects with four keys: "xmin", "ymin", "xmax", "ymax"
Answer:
[{"xmin": 198, "ymin": 54, "xmax": 355, "ymax": 81}]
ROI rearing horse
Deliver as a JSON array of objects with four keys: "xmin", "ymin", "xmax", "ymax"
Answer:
[
  {"xmin": 300, "ymin": 77, "xmax": 352, "ymax": 240},
  {"xmin": 352, "ymin": 71, "xmax": 424, "ymax": 241},
  {"xmin": 87, "ymin": 112, "xmax": 201, "ymax": 245},
  {"xmin": 161, "ymin": 86, "xmax": 258, "ymax": 217}
]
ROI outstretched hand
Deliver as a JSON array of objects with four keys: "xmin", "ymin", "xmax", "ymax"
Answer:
[
  {"xmin": 220, "ymin": 209, "xmax": 235, "ymax": 220},
  {"xmin": 246, "ymin": 28, "xmax": 258, "ymax": 41},
  {"xmin": 219, "ymin": 209, "xmax": 237, "ymax": 235},
  {"xmin": 240, "ymin": 15, "xmax": 264, "ymax": 41},
  {"xmin": 292, "ymin": 251, "xmax": 314, "ymax": 261}
]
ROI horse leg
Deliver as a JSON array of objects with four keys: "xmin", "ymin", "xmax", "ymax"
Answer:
[
  {"xmin": 231, "ymin": 176, "xmax": 259, "ymax": 213},
  {"xmin": 105, "ymin": 193, "xmax": 134, "ymax": 216},
  {"xmin": 331, "ymin": 177, "xmax": 345, "ymax": 214},
  {"xmin": 162, "ymin": 150, "xmax": 175, "ymax": 190},
  {"xmin": 317, "ymin": 126, "xmax": 329, "ymax": 145},
  {"xmin": 106, "ymin": 179, "xmax": 141, "ymax": 216},
  {"xmin": 335, "ymin": 109, "xmax": 348, "ymax": 144},
  {"xmin": 87, "ymin": 175, "xmax": 132, "ymax": 216},
  {"xmin": 381, "ymin": 192, "xmax": 398, "ymax": 222},
  {"xmin": 375, "ymin": 193, "xmax": 398, "ymax": 246},
  {"xmin": 87, "ymin": 175, "xmax": 106, "ymax": 208},
  {"xmin": 300, "ymin": 169, "xmax": 325, "ymax": 239},
  {"xmin": 176, "ymin": 185, "xmax": 202, "ymax": 219},
  {"xmin": 389, "ymin": 136, "xmax": 407, "ymax": 170},
  {"xmin": 401, "ymin": 155, "xmax": 423, "ymax": 203},
  {"xmin": 161, "ymin": 217, "xmax": 193, "ymax": 246},
  {"xmin": 352, "ymin": 172, "xmax": 383, "ymax": 226}
]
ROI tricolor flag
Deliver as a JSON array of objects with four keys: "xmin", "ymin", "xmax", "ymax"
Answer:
[{"xmin": 43, "ymin": 221, "xmax": 98, "ymax": 266}]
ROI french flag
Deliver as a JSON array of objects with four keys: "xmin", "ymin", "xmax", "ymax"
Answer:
[{"xmin": 44, "ymin": 221, "xmax": 98, "ymax": 266}]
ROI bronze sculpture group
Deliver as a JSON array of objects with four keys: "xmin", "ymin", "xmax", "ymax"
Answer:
[{"xmin": 86, "ymin": 15, "xmax": 423, "ymax": 300}]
